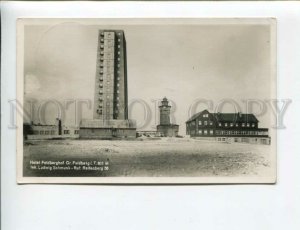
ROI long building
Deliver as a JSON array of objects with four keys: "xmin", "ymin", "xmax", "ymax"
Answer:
[
  {"xmin": 186, "ymin": 110, "xmax": 270, "ymax": 145},
  {"xmin": 23, "ymin": 119, "xmax": 79, "ymax": 140},
  {"xmin": 79, "ymin": 30, "xmax": 136, "ymax": 139}
]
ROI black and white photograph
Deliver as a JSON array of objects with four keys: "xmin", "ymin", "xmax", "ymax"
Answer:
[{"xmin": 17, "ymin": 18, "xmax": 276, "ymax": 183}]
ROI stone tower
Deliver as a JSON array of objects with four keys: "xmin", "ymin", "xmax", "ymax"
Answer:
[
  {"xmin": 159, "ymin": 97, "xmax": 171, "ymax": 125},
  {"xmin": 157, "ymin": 97, "xmax": 179, "ymax": 137}
]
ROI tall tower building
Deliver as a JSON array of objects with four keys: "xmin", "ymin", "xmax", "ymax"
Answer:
[
  {"xmin": 93, "ymin": 30, "xmax": 128, "ymax": 120},
  {"xmin": 157, "ymin": 97, "xmax": 179, "ymax": 137},
  {"xmin": 79, "ymin": 30, "xmax": 136, "ymax": 139}
]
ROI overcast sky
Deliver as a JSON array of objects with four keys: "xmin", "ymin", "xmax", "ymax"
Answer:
[{"xmin": 23, "ymin": 20, "xmax": 274, "ymax": 135}]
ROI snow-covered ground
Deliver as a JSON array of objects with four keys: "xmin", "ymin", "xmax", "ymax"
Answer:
[{"xmin": 23, "ymin": 138, "xmax": 275, "ymax": 178}]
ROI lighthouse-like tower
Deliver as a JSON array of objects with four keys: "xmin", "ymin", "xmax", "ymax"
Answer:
[
  {"xmin": 159, "ymin": 97, "xmax": 171, "ymax": 125},
  {"xmin": 157, "ymin": 97, "xmax": 179, "ymax": 137}
]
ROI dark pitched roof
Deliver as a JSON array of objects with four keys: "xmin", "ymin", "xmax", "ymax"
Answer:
[
  {"xmin": 186, "ymin": 110, "xmax": 259, "ymax": 123},
  {"xmin": 213, "ymin": 113, "xmax": 258, "ymax": 123},
  {"xmin": 186, "ymin": 110, "xmax": 206, "ymax": 123}
]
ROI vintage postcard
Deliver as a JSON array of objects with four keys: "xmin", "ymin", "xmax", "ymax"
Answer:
[{"xmin": 17, "ymin": 18, "xmax": 276, "ymax": 184}]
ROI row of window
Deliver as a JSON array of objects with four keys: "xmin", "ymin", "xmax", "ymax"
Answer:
[
  {"xmin": 219, "ymin": 122, "xmax": 256, "ymax": 128},
  {"xmin": 100, "ymin": 44, "xmax": 121, "ymax": 50},
  {"xmin": 33, "ymin": 130, "xmax": 79, "ymax": 135},
  {"xmin": 97, "ymin": 108, "xmax": 120, "ymax": 116},
  {"xmin": 194, "ymin": 130, "xmax": 268, "ymax": 136},
  {"xmin": 98, "ymin": 103, "xmax": 121, "ymax": 107},
  {"xmin": 99, "ymin": 31, "xmax": 122, "ymax": 38},
  {"xmin": 99, "ymin": 83, "xmax": 120, "ymax": 88},
  {"xmin": 98, "ymin": 97, "xmax": 120, "ymax": 102},
  {"xmin": 99, "ymin": 63, "xmax": 121, "ymax": 68},
  {"xmin": 189, "ymin": 121, "xmax": 256, "ymax": 128},
  {"xmin": 98, "ymin": 90, "xmax": 120, "ymax": 95},
  {"xmin": 33, "ymin": 130, "xmax": 56, "ymax": 135},
  {"xmin": 215, "ymin": 130, "xmax": 268, "ymax": 135}
]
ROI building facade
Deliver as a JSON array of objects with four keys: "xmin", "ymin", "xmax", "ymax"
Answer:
[
  {"xmin": 186, "ymin": 110, "xmax": 270, "ymax": 145},
  {"xmin": 136, "ymin": 131, "xmax": 162, "ymax": 138},
  {"xmin": 93, "ymin": 30, "xmax": 128, "ymax": 120},
  {"xmin": 24, "ymin": 120, "xmax": 79, "ymax": 140},
  {"xmin": 79, "ymin": 30, "xmax": 136, "ymax": 139},
  {"xmin": 156, "ymin": 97, "xmax": 179, "ymax": 137}
]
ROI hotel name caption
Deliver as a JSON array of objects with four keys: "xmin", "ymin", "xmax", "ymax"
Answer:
[{"xmin": 29, "ymin": 160, "xmax": 110, "ymax": 171}]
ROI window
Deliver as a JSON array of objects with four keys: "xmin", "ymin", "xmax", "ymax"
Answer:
[
  {"xmin": 51, "ymin": 130, "xmax": 55, "ymax": 135},
  {"xmin": 230, "ymin": 123, "xmax": 234, "ymax": 127},
  {"xmin": 252, "ymin": 123, "xmax": 255, "ymax": 127},
  {"xmin": 218, "ymin": 123, "xmax": 222, "ymax": 127},
  {"xmin": 235, "ymin": 123, "xmax": 239, "ymax": 127},
  {"xmin": 204, "ymin": 121, "xmax": 208, "ymax": 125},
  {"xmin": 40, "ymin": 131, "xmax": 44, "ymax": 135},
  {"xmin": 64, "ymin": 130, "xmax": 70, "ymax": 135},
  {"xmin": 203, "ymin": 114, "xmax": 208, "ymax": 118},
  {"xmin": 247, "ymin": 123, "xmax": 250, "ymax": 127},
  {"xmin": 204, "ymin": 130, "xmax": 208, "ymax": 135},
  {"xmin": 74, "ymin": 130, "xmax": 79, "ymax": 134},
  {"xmin": 225, "ymin": 123, "xmax": 228, "ymax": 127},
  {"xmin": 198, "ymin": 130, "xmax": 202, "ymax": 134},
  {"xmin": 210, "ymin": 130, "xmax": 214, "ymax": 135},
  {"xmin": 198, "ymin": 121, "xmax": 202, "ymax": 126},
  {"xmin": 45, "ymin": 131, "xmax": 49, "ymax": 135},
  {"xmin": 209, "ymin": 121, "xmax": 213, "ymax": 125},
  {"xmin": 242, "ymin": 123, "xmax": 245, "ymax": 127}
]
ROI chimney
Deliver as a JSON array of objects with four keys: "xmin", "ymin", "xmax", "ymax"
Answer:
[{"xmin": 56, "ymin": 118, "xmax": 62, "ymax": 135}]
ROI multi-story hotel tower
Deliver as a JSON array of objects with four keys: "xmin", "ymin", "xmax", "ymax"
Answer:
[
  {"xmin": 93, "ymin": 30, "xmax": 128, "ymax": 120},
  {"xmin": 79, "ymin": 30, "xmax": 136, "ymax": 139}
]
